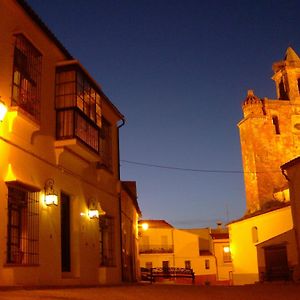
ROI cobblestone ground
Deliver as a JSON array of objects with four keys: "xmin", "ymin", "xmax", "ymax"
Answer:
[{"xmin": 0, "ymin": 283, "xmax": 300, "ymax": 300}]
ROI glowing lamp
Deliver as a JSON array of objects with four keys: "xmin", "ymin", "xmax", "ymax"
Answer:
[
  {"xmin": 44, "ymin": 178, "xmax": 58, "ymax": 206},
  {"xmin": 223, "ymin": 246, "xmax": 230, "ymax": 253},
  {"xmin": 88, "ymin": 209, "xmax": 99, "ymax": 219},
  {"xmin": 0, "ymin": 100, "xmax": 8, "ymax": 122},
  {"xmin": 88, "ymin": 200, "xmax": 106, "ymax": 219},
  {"xmin": 141, "ymin": 222, "xmax": 149, "ymax": 231}
]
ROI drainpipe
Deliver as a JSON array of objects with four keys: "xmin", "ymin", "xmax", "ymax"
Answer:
[{"xmin": 117, "ymin": 118, "xmax": 125, "ymax": 282}]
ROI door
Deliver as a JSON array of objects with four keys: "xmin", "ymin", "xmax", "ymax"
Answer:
[
  {"xmin": 264, "ymin": 245, "xmax": 289, "ymax": 281},
  {"xmin": 61, "ymin": 192, "xmax": 71, "ymax": 272}
]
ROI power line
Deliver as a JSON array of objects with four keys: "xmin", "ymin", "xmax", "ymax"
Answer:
[{"xmin": 120, "ymin": 159, "xmax": 281, "ymax": 174}]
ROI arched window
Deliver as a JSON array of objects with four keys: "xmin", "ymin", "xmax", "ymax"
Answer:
[
  {"xmin": 252, "ymin": 226, "xmax": 258, "ymax": 243},
  {"xmin": 272, "ymin": 116, "xmax": 280, "ymax": 135}
]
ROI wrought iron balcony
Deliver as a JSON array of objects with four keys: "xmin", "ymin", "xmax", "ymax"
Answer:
[{"xmin": 139, "ymin": 244, "xmax": 174, "ymax": 254}]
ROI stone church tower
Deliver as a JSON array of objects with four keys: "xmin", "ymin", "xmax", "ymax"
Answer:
[{"xmin": 239, "ymin": 47, "xmax": 300, "ymax": 214}]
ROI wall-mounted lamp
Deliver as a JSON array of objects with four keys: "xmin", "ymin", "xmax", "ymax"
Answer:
[
  {"xmin": 88, "ymin": 200, "xmax": 106, "ymax": 219},
  {"xmin": 140, "ymin": 222, "xmax": 149, "ymax": 231},
  {"xmin": 44, "ymin": 178, "xmax": 58, "ymax": 206},
  {"xmin": 0, "ymin": 99, "xmax": 8, "ymax": 122},
  {"xmin": 223, "ymin": 246, "xmax": 230, "ymax": 253}
]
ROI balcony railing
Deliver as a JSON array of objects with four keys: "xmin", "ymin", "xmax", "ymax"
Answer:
[
  {"xmin": 56, "ymin": 108, "xmax": 99, "ymax": 153},
  {"xmin": 139, "ymin": 244, "xmax": 174, "ymax": 254}
]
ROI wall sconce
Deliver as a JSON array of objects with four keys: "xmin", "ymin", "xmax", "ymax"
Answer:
[
  {"xmin": 223, "ymin": 246, "xmax": 230, "ymax": 253},
  {"xmin": 44, "ymin": 178, "xmax": 58, "ymax": 206},
  {"xmin": 88, "ymin": 200, "xmax": 106, "ymax": 219},
  {"xmin": 138, "ymin": 222, "xmax": 149, "ymax": 237},
  {"xmin": 0, "ymin": 99, "xmax": 8, "ymax": 122}
]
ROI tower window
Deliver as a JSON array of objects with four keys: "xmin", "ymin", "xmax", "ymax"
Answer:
[
  {"xmin": 279, "ymin": 79, "xmax": 289, "ymax": 100},
  {"xmin": 272, "ymin": 116, "xmax": 280, "ymax": 135},
  {"xmin": 297, "ymin": 78, "xmax": 300, "ymax": 95},
  {"xmin": 252, "ymin": 226, "xmax": 259, "ymax": 243}
]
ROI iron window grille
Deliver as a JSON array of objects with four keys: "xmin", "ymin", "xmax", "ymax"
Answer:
[
  {"xmin": 12, "ymin": 34, "xmax": 42, "ymax": 122},
  {"xmin": 99, "ymin": 216, "xmax": 115, "ymax": 266},
  {"xmin": 6, "ymin": 185, "xmax": 39, "ymax": 265},
  {"xmin": 55, "ymin": 65, "xmax": 102, "ymax": 153}
]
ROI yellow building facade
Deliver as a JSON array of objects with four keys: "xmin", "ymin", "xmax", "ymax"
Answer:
[
  {"xmin": 229, "ymin": 47, "xmax": 300, "ymax": 285},
  {"xmin": 139, "ymin": 220, "xmax": 232, "ymax": 285},
  {"xmin": 0, "ymin": 0, "xmax": 139, "ymax": 286}
]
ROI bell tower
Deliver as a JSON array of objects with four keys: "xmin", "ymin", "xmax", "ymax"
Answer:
[
  {"xmin": 272, "ymin": 47, "xmax": 300, "ymax": 102},
  {"xmin": 239, "ymin": 47, "xmax": 300, "ymax": 214}
]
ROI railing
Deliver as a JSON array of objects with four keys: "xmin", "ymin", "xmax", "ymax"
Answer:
[
  {"xmin": 141, "ymin": 267, "xmax": 195, "ymax": 283},
  {"xmin": 139, "ymin": 244, "xmax": 174, "ymax": 254}
]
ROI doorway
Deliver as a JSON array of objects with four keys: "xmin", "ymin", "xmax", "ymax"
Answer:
[
  {"xmin": 264, "ymin": 245, "xmax": 290, "ymax": 281},
  {"xmin": 61, "ymin": 192, "xmax": 71, "ymax": 272}
]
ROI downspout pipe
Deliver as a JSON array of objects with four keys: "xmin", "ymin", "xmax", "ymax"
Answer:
[{"xmin": 117, "ymin": 118, "xmax": 125, "ymax": 282}]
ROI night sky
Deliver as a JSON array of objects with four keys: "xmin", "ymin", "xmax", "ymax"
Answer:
[{"xmin": 27, "ymin": 0, "xmax": 300, "ymax": 228}]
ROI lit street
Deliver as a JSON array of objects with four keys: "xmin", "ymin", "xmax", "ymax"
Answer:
[{"xmin": 0, "ymin": 283, "xmax": 300, "ymax": 300}]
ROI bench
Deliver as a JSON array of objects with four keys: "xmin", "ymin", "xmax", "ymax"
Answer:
[{"xmin": 142, "ymin": 267, "xmax": 195, "ymax": 283}]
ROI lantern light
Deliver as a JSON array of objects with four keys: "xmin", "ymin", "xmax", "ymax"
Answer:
[
  {"xmin": 44, "ymin": 178, "xmax": 58, "ymax": 206},
  {"xmin": 0, "ymin": 100, "xmax": 8, "ymax": 122},
  {"xmin": 223, "ymin": 246, "xmax": 230, "ymax": 253},
  {"xmin": 88, "ymin": 200, "xmax": 106, "ymax": 219}
]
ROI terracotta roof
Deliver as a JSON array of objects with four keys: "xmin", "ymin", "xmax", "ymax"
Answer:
[
  {"xmin": 228, "ymin": 202, "xmax": 291, "ymax": 225},
  {"xmin": 138, "ymin": 220, "xmax": 174, "ymax": 228},
  {"xmin": 210, "ymin": 232, "xmax": 229, "ymax": 239},
  {"xmin": 281, "ymin": 156, "xmax": 300, "ymax": 170}
]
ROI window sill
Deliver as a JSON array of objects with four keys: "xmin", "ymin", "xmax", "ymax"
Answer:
[
  {"xmin": 3, "ymin": 263, "xmax": 40, "ymax": 268},
  {"xmin": 4, "ymin": 106, "xmax": 40, "ymax": 142}
]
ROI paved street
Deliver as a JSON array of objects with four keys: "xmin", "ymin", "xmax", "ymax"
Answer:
[{"xmin": 0, "ymin": 283, "xmax": 300, "ymax": 300}]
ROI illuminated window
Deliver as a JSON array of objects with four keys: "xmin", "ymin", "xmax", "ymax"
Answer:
[
  {"xmin": 272, "ymin": 116, "xmax": 280, "ymax": 135},
  {"xmin": 55, "ymin": 65, "xmax": 102, "ymax": 153},
  {"xmin": 99, "ymin": 216, "xmax": 115, "ymax": 266},
  {"xmin": 185, "ymin": 260, "xmax": 191, "ymax": 269},
  {"xmin": 205, "ymin": 259, "xmax": 210, "ymax": 270},
  {"xmin": 252, "ymin": 226, "xmax": 259, "ymax": 243},
  {"xmin": 12, "ymin": 34, "xmax": 42, "ymax": 121},
  {"xmin": 100, "ymin": 117, "xmax": 112, "ymax": 171},
  {"xmin": 6, "ymin": 185, "xmax": 39, "ymax": 265},
  {"xmin": 223, "ymin": 246, "xmax": 232, "ymax": 263}
]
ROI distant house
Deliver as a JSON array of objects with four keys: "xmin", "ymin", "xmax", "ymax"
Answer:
[
  {"xmin": 138, "ymin": 220, "xmax": 232, "ymax": 285},
  {"xmin": 229, "ymin": 47, "xmax": 300, "ymax": 285},
  {"xmin": 0, "ymin": 0, "xmax": 140, "ymax": 286}
]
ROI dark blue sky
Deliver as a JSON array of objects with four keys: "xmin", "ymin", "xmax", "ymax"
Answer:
[{"xmin": 28, "ymin": 0, "xmax": 300, "ymax": 227}]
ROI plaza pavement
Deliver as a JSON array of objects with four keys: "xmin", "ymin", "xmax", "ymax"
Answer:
[{"xmin": 0, "ymin": 282, "xmax": 299, "ymax": 300}]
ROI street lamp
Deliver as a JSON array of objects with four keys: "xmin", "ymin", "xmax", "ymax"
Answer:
[{"xmin": 44, "ymin": 178, "xmax": 58, "ymax": 206}]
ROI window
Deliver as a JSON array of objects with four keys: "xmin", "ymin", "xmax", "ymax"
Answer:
[
  {"xmin": 6, "ymin": 185, "xmax": 39, "ymax": 265},
  {"xmin": 12, "ymin": 34, "xmax": 42, "ymax": 121},
  {"xmin": 252, "ymin": 226, "xmax": 259, "ymax": 243},
  {"xmin": 205, "ymin": 259, "xmax": 210, "ymax": 270},
  {"xmin": 100, "ymin": 117, "xmax": 112, "ymax": 170},
  {"xmin": 185, "ymin": 260, "xmax": 191, "ymax": 269},
  {"xmin": 99, "ymin": 216, "xmax": 115, "ymax": 266},
  {"xmin": 272, "ymin": 116, "xmax": 280, "ymax": 135},
  {"xmin": 279, "ymin": 79, "xmax": 288, "ymax": 100},
  {"xmin": 145, "ymin": 262, "xmax": 153, "ymax": 269},
  {"xmin": 223, "ymin": 246, "xmax": 232, "ymax": 263},
  {"xmin": 55, "ymin": 65, "xmax": 102, "ymax": 152},
  {"xmin": 298, "ymin": 78, "xmax": 300, "ymax": 95}
]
